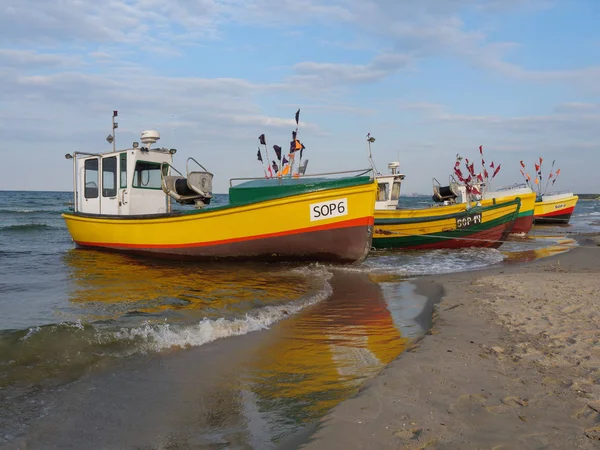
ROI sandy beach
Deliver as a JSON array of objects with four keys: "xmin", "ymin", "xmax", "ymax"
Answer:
[{"xmin": 300, "ymin": 235, "xmax": 600, "ymax": 449}]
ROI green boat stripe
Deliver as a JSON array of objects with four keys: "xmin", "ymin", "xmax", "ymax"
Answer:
[
  {"xmin": 517, "ymin": 209, "xmax": 534, "ymax": 218},
  {"xmin": 373, "ymin": 212, "xmax": 516, "ymax": 248},
  {"xmin": 375, "ymin": 198, "xmax": 520, "ymax": 226},
  {"xmin": 228, "ymin": 175, "xmax": 373, "ymax": 206}
]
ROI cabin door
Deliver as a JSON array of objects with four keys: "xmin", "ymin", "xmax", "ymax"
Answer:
[
  {"xmin": 100, "ymin": 155, "xmax": 119, "ymax": 215},
  {"xmin": 80, "ymin": 157, "xmax": 100, "ymax": 214},
  {"xmin": 117, "ymin": 152, "xmax": 129, "ymax": 215}
]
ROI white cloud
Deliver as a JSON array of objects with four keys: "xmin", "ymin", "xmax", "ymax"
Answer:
[
  {"xmin": 1, "ymin": 0, "xmax": 598, "ymax": 193},
  {"xmin": 289, "ymin": 53, "xmax": 414, "ymax": 89},
  {"xmin": 553, "ymin": 102, "xmax": 600, "ymax": 113},
  {"xmin": 0, "ymin": 49, "xmax": 83, "ymax": 69}
]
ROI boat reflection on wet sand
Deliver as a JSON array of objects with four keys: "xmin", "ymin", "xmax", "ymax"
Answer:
[
  {"xmin": 501, "ymin": 235, "xmax": 577, "ymax": 264},
  {"xmin": 5, "ymin": 254, "xmax": 411, "ymax": 449}
]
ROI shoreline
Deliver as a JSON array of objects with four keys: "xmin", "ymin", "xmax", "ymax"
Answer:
[{"xmin": 298, "ymin": 234, "xmax": 600, "ymax": 449}]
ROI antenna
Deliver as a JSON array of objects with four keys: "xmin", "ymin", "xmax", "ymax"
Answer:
[
  {"xmin": 111, "ymin": 110, "xmax": 118, "ymax": 152},
  {"xmin": 366, "ymin": 133, "xmax": 378, "ymax": 175}
]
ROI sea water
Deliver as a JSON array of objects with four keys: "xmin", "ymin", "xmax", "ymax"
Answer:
[{"xmin": 1, "ymin": 191, "xmax": 598, "ymax": 448}]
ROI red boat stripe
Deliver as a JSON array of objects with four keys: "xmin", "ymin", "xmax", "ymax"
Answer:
[
  {"xmin": 75, "ymin": 216, "xmax": 374, "ymax": 249},
  {"xmin": 536, "ymin": 206, "xmax": 575, "ymax": 218}
]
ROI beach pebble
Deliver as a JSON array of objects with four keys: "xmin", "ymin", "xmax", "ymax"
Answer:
[
  {"xmin": 393, "ymin": 427, "xmax": 422, "ymax": 440},
  {"xmin": 584, "ymin": 426, "xmax": 600, "ymax": 440},
  {"xmin": 501, "ymin": 396, "xmax": 528, "ymax": 407}
]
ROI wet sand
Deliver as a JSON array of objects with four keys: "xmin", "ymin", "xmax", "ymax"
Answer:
[{"xmin": 300, "ymin": 235, "xmax": 600, "ymax": 449}]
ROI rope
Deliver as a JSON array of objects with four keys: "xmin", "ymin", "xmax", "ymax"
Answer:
[{"xmin": 373, "ymin": 228, "xmax": 600, "ymax": 250}]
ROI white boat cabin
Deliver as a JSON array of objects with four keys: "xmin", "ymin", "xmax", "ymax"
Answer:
[
  {"xmin": 432, "ymin": 178, "xmax": 534, "ymax": 205},
  {"xmin": 375, "ymin": 162, "xmax": 405, "ymax": 210},
  {"xmin": 66, "ymin": 130, "xmax": 213, "ymax": 216}
]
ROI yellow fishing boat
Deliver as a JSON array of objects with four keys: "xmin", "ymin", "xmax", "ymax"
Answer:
[
  {"xmin": 365, "ymin": 136, "xmax": 521, "ymax": 250},
  {"xmin": 518, "ymin": 158, "xmax": 579, "ymax": 224},
  {"xmin": 534, "ymin": 193, "xmax": 579, "ymax": 224},
  {"xmin": 373, "ymin": 196, "xmax": 521, "ymax": 250},
  {"xmin": 62, "ymin": 115, "xmax": 377, "ymax": 263},
  {"xmin": 432, "ymin": 146, "xmax": 536, "ymax": 235}
]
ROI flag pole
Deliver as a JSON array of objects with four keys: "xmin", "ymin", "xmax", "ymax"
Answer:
[
  {"xmin": 539, "ymin": 157, "xmax": 543, "ymax": 194},
  {"xmin": 478, "ymin": 145, "xmax": 487, "ymax": 194},
  {"xmin": 258, "ymin": 134, "xmax": 273, "ymax": 178},
  {"xmin": 273, "ymin": 145, "xmax": 282, "ymax": 171},
  {"xmin": 257, "ymin": 147, "xmax": 268, "ymax": 178},
  {"xmin": 543, "ymin": 159, "xmax": 555, "ymax": 196},
  {"xmin": 291, "ymin": 109, "xmax": 300, "ymax": 177}
]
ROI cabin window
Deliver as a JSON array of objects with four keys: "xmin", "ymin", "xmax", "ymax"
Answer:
[
  {"xmin": 102, "ymin": 156, "xmax": 117, "ymax": 197},
  {"xmin": 84, "ymin": 158, "xmax": 99, "ymax": 199},
  {"xmin": 377, "ymin": 183, "xmax": 389, "ymax": 202},
  {"xmin": 133, "ymin": 161, "xmax": 165, "ymax": 190},
  {"xmin": 120, "ymin": 153, "xmax": 127, "ymax": 188},
  {"xmin": 391, "ymin": 182, "xmax": 401, "ymax": 201}
]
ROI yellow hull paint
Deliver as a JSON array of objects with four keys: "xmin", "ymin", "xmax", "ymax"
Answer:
[
  {"xmin": 62, "ymin": 181, "xmax": 377, "ymax": 262},
  {"xmin": 481, "ymin": 191, "xmax": 535, "ymax": 215},
  {"xmin": 373, "ymin": 199, "xmax": 520, "ymax": 250},
  {"xmin": 481, "ymin": 191, "xmax": 536, "ymax": 234},
  {"xmin": 534, "ymin": 194, "xmax": 579, "ymax": 224}
]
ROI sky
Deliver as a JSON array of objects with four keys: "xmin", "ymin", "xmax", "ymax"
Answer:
[{"xmin": 2, "ymin": 0, "xmax": 599, "ymax": 194}]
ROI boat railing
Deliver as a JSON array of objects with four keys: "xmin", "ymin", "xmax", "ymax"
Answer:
[
  {"xmin": 543, "ymin": 190, "xmax": 574, "ymax": 197},
  {"xmin": 186, "ymin": 157, "xmax": 210, "ymax": 175},
  {"xmin": 497, "ymin": 183, "xmax": 528, "ymax": 192},
  {"xmin": 229, "ymin": 168, "xmax": 374, "ymax": 187}
]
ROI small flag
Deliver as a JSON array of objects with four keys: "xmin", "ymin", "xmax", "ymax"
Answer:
[
  {"xmin": 300, "ymin": 146, "xmax": 304, "ymax": 160},
  {"xmin": 258, "ymin": 134, "xmax": 266, "ymax": 146},
  {"xmin": 490, "ymin": 161, "xmax": 495, "ymax": 169},
  {"xmin": 271, "ymin": 161, "xmax": 278, "ymax": 173},
  {"xmin": 479, "ymin": 145, "xmax": 483, "ymax": 155},
  {"xmin": 257, "ymin": 148, "xmax": 263, "ymax": 162},
  {"xmin": 113, "ymin": 110, "xmax": 118, "ymax": 117},
  {"xmin": 549, "ymin": 173, "xmax": 553, "ymax": 179},
  {"xmin": 282, "ymin": 156, "xmax": 289, "ymax": 165},
  {"xmin": 520, "ymin": 160, "xmax": 525, "ymax": 168},
  {"xmin": 267, "ymin": 165, "xmax": 273, "ymax": 178},
  {"xmin": 535, "ymin": 163, "xmax": 540, "ymax": 172},
  {"xmin": 295, "ymin": 109, "xmax": 300, "ymax": 125},
  {"xmin": 477, "ymin": 173, "xmax": 483, "ymax": 182},
  {"xmin": 556, "ymin": 168, "xmax": 561, "ymax": 175},
  {"xmin": 290, "ymin": 139, "xmax": 302, "ymax": 153},
  {"xmin": 468, "ymin": 162, "xmax": 475, "ymax": 176},
  {"xmin": 535, "ymin": 177, "xmax": 539, "ymax": 184},
  {"xmin": 484, "ymin": 169, "xmax": 489, "ymax": 179},
  {"xmin": 539, "ymin": 157, "xmax": 543, "ymax": 165},
  {"xmin": 492, "ymin": 164, "xmax": 501, "ymax": 178},
  {"xmin": 273, "ymin": 145, "xmax": 282, "ymax": 160}
]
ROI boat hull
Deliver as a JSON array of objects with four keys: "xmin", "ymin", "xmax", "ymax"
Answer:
[
  {"xmin": 481, "ymin": 191, "xmax": 536, "ymax": 235},
  {"xmin": 62, "ymin": 180, "xmax": 377, "ymax": 264},
  {"xmin": 372, "ymin": 198, "xmax": 520, "ymax": 250},
  {"xmin": 534, "ymin": 194, "xmax": 579, "ymax": 224}
]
